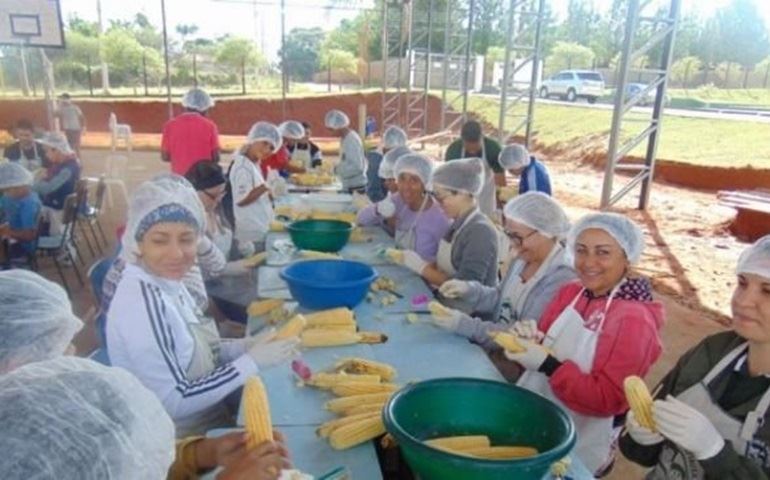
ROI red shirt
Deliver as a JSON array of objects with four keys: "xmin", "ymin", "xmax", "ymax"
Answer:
[
  {"xmin": 161, "ymin": 112, "xmax": 220, "ymax": 175},
  {"xmin": 260, "ymin": 146, "xmax": 290, "ymax": 178}
]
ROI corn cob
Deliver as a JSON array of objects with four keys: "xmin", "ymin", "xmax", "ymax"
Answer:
[
  {"xmin": 385, "ymin": 248, "xmax": 404, "ymax": 263},
  {"xmin": 329, "ymin": 415, "xmax": 386, "ymax": 450},
  {"xmin": 462, "ymin": 446, "xmax": 539, "ymax": 460},
  {"xmin": 332, "ymin": 382, "xmax": 399, "ymax": 397},
  {"xmin": 428, "ymin": 301, "xmax": 451, "ymax": 318},
  {"xmin": 305, "ymin": 323, "xmax": 357, "ymax": 334},
  {"xmin": 316, "ymin": 411, "xmax": 380, "ymax": 438},
  {"xmin": 342, "ymin": 402, "xmax": 387, "ymax": 416},
  {"xmin": 305, "ymin": 308, "xmax": 355, "ymax": 327},
  {"xmin": 624, "ymin": 376, "xmax": 656, "ymax": 431},
  {"xmin": 425, "ymin": 435, "xmax": 491, "ymax": 451},
  {"xmin": 357, "ymin": 331, "xmax": 388, "ymax": 344},
  {"xmin": 300, "ymin": 250, "xmax": 341, "ymax": 259},
  {"xmin": 247, "ymin": 299, "xmax": 285, "ymax": 318},
  {"xmin": 301, "ymin": 329, "xmax": 361, "ymax": 348},
  {"xmin": 306, "ymin": 372, "xmax": 381, "ymax": 389},
  {"xmin": 275, "ymin": 314, "xmax": 306, "ymax": 339},
  {"xmin": 550, "ymin": 457, "xmax": 572, "ymax": 477},
  {"xmin": 243, "ymin": 377, "xmax": 272, "ymax": 449},
  {"xmin": 275, "ymin": 205, "xmax": 294, "ymax": 217},
  {"xmin": 269, "ymin": 220, "xmax": 286, "ymax": 232},
  {"xmin": 350, "ymin": 228, "xmax": 369, "ymax": 242},
  {"xmin": 335, "ymin": 357, "xmax": 397, "ymax": 381},
  {"xmin": 489, "ymin": 332, "xmax": 527, "ymax": 354},
  {"xmin": 241, "ymin": 251, "xmax": 268, "ymax": 268},
  {"xmin": 325, "ymin": 392, "xmax": 392, "ymax": 414},
  {"xmin": 268, "ymin": 306, "xmax": 291, "ymax": 325}
]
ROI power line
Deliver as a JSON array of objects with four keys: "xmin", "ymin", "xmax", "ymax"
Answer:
[{"xmin": 211, "ymin": 0, "xmax": 377, "ymax": 11}]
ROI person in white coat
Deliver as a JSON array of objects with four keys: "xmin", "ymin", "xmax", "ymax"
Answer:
[
  {"xmin": 106, "ymin": 177, "xmax": 298, "ymax": 437},
  {"xmin": 325, "ymin": 109, "xmax": 367, "ymax": 193}
]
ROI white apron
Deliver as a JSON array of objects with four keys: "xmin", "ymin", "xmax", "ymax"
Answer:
[
  {"xmin": 517, "ymin": 284, "xmax": 622, "ymax": 474},
  {"xmin": 19, "ymin": 143, "xmax": 43, "ymax": 171},
  {"xmin": 647, "ymin": 343, "xmax": 770, "ymax": 479},
  {"xmin": 436, "ymin": 208, "xmax": 482, "ymax": 275},
  {"xmin": 291, "ymin": 146, "xmax": 313, "ymax": 170},
  {"xmin": 210, "ymin": 226, "xmax": 233, "ymax": 259},
  {"xmin": 461, "ymin": 142, "xmax": 496, "ymax": 218}
]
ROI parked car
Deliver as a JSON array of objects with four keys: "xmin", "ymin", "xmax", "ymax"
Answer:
[
  {"xmin": 540, "ymin": 70, "xmax": 605, "ymax": 103},
  {"xmin": 624, "ymin": 83, "xmax": 671, "ymax": 107}
]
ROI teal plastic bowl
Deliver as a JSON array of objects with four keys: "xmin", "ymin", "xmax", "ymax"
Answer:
[
  {"xmin": 383, "ymin": 378, "xmax": 576, "ymax": 480},
  {"xmin": 286, "ymin": 219, "xmax": 353, "ymax": 253}
]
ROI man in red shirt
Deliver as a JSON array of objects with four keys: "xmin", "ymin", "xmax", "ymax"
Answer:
[{"xmin": 161, "ymin": 88, "xmax": 220, "ymax": 175}]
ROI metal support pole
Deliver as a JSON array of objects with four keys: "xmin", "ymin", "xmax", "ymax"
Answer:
[
  {"xmin": 160, "ymin": 0, "xmax": 173, "ymax": 119},
  {"xmin": 525, "ymin": 0, "xmax": 545, "ymax": 146},
  {"xmin": 460, "ymin": 0, "xmax": 476, "ymax": 119},
  {"xmin": 87, "ymin": 58, "xmax": 94, "ymax": 96},
  {"xmin": 497, "ymin": 0, "xmax": 516, "ymax": 141},
  {"xmin": 142, "ymin": 52, "xmax": 149, "ymax": 96},
  {"xmin": 440, "ymin": 0, "xmax": 452, "ymax": 130},
  {"xmin": 280, "ymin": 0, "xmax": 287, "ymax": 118}
]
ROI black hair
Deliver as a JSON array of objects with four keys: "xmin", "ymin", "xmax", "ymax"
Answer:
[
  {"xmin": 460, "ymin": 120, "xmax": 482, "ymax": 142},
  {"xmin": 16, "ymin": 119, "xmax": 34, "ymax": 131},
  {"xmin": 301, "ymin": 121, "xmax": 311, "ymax": 129},
  {"xmin": 184, "ymin": 161, "xmax": 226, "ymax": 191}
]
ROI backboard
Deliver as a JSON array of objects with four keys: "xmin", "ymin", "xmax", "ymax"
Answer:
[{"xmin": 0, "ymin": 0, "xmax": 64, "ymax": 48}]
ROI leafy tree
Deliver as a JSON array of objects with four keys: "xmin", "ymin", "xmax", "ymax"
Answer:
[
  {"xmin": 320, "ymin": 47, "xmax": 358, "ymax": 76},
  {"xmin": 546, "ymin": 41, "xmax": 595, "ymax": 73},
  {"xmin": 670, "ymin": 55, "xmax": 702, "ymax": 89},
  {"xmin": 279, "ymin": 27, "xmax": 324, "ymax": 81},
  {"xmin": 473, "ymin": 0, "xmax": 505, "ymax": 54},
  {"xmin": 215, "ymin": 36, "xmax": 266, "ymax": 72},
  {"xmin": 102, "ymin": 28, "xmax": 146, "ymax": 84},
  {"xmin": 715, "ymin": 0, "xmax": 770, "ymax": 87}
]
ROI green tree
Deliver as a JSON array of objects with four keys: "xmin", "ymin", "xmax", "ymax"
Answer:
[
  {"xmin": 280, "ymin": 27, "xmax": 324, "ymax": 82},
  {"xmin": 715, "ymin": 0, "xmax": 770, "ymax": 87},
  {"xmin": 561, "ymin": 0, "xmax": 601, "ymax": 46},
  {"xmin": 473, "ymin": 0, "xmax": 505, "ymax": 54},
  {"xmin": 320, "ymin": 47, "xmax": 358, "ymax": 76},
  {"xmin": 670, "ymin": 56, "xmax": 702, "ymax": 89},
  {"xmin": 546, "ymin": 41, "xmax": 595, "ymax": 73},
  {"xmin": 215, "ymin": 36, "xmax": 266, "ymax": 73},
  {"xmin": 102, "ymin": 28, "xmax": 146, "ymax": 84},
  {"xmin": 53, "ymin": 30, "xmax": 100, "ymax": 86}
]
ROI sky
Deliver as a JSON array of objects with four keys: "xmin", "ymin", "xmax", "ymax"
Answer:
[{"xmin": 61, "ymin": 0, "xmax": 770, "ymax": 62}]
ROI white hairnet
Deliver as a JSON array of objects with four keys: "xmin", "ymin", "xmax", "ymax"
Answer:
[
  {"xmin": 0, "ymin": 161, "xmax": 33, "ymax": 189},
  {"xmin": 39, "ymin": 132, "xmax": 73, "ymax": 155},
  {"xmin": 245, "ymin": 121, "xmax": 282, "ymax": 151},
  {"xmin": 395, "ymin": 153, "xmax": 434, "ymax": 187},
  {"xmin": 0, "ymin": 357, "xmax": 175, "ymax": 479},
  {"xmin": 0, "ymin": 270, "xmax": 83, "ymax": 373},
  {"xmin": 279, "ymin": 120, "xmax": 306, "ymax": 140},
  {"xmin": 567, "ymin": 212, "xmax": 644, "ymax": 264},
  {"xmin": 181, "ymin": 87, "xmax": 214, "ymax": 111},
  {"xmin": 500, "ymin": 144, "xmax": 531, "ymax": 170},
  {"xmin": 325, "ymin": 109, "xmax": 350, "ymax": 129},
  {"xmin": 432, "ymin": 157, "xmax": 484, "ymax": 196},
  {"xmin": 122, "ymin": 176, "xmax": 205, "ymax": 264},
  {"xmin": 382, "ymin": 126, "xmax": 407, "ymax": 150},
  {"xmin": 503, "ymin": 192, "xmax": 570, "ymax": 239},
  {"xmin": 379, "ymin": 145, "xmax": 411, "ymax": 179},
  {"xmin": 737, "ymin": 235, "xmax": 770, "ymax": 280}
]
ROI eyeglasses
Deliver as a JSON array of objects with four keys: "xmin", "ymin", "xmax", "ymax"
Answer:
[
  {"xmin": 504, "ymin": 228, "xmax": 537, "ymax": 247},
  {"xmin": 431, "ymin": 190, "xmax": 458, "ymax": 202},
  {"xmin": 203, "ymin": 187, "xmax": 226, "ymax": 200}
]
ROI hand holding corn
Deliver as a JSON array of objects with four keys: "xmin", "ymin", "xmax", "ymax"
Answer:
[
  {"xmin": 428, "ymin": 301, "xmax": 464, "ymax": 331},
  {"xmin": 247, "ymin": 338, "xmax": 300, "ymax": 369},
  {"xmin": 501, "ymin": 336, "xmax": 550, "ymax": 371}
]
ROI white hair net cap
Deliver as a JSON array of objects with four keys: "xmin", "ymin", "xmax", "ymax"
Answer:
[
  {"xmin": 121, "ymin": 176, "xmax": 205, "ymax": 264},
  {"xmin": 567, "ymin": 212, "xmax": 645, "ymax": 264},
  {"xmin": 379, "ymin": 145, "xmax": 411, "ymax": 179},
  {"xmin": 0, "ymin": 161, "xmax": 34, "ymax": 189},
  {"xmin": 0, "ymin": 270, "xmax": 83, "ymax": 374},
  {"xmin": 279, "ymin": 120, "xmax": 306, "ymax": 140},
  {"xmin": 737, "ymin": 235, "xmax": 770, "ymax": 280},
  {"xmin": 432, "ymin": 157, "xmax": 484, "ymax": 196},
  {"xmin": 181, "ymin": 87, "xmax": 214, "ymax": 111},
  {"xmin": 500, "ymin": 144, "xmax": 531, "ymax": 170},
  {"xmin": 245, "ymin": 121, "xmax": 282, "ymax": 151},
  {"xmin": 39, "ymin": 132, "xmax": 73, "ymax": 155},
  {"xmin": 0, "ymin": 357, "xmax": 175, "ymax": 479},
  {"xmin": 503, "ymin": 192, "xmax": 570, "ymax": 239},
  {"xmin": 325, "ymin": 109, "xmax": 350, "ymax": 129},
  {"xmin": 382, "ymin": 126, "xmax": 407, "ymax": 150},
  {"xmin": 394, "ymin": 153, "xmax": 434, "ymax": 187}
]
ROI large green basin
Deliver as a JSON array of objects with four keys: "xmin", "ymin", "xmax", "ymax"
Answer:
[{"xmin": 286, "ymin": 219, "xmax": 353, "ymax": 253}]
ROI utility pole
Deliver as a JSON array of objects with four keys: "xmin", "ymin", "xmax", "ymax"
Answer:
[
  {"xmin": 96, "ymin": 0, "xmax": 110, "ymax": 94},
  {"xmin": 160, "ymin": 0, "xmax": 173, "ymax": 119}
]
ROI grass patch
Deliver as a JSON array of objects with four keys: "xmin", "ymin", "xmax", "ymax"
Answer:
[{"xmin": 668, "ymin": 87, "xmax": 770, "ymax": 108}]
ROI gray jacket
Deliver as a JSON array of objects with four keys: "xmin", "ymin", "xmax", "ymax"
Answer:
[{"xmin": 453, "ymin": 248, "xmax": 576, "ymax": 350}]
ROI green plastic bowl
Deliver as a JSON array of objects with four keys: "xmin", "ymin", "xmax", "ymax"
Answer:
[
  {"xmin": 383, "ymin": 378, "xmax": 576, "ymax": 480},
  {"xmin": 286, "ymin": 219, "xmax": 353, "ymax": 253}
]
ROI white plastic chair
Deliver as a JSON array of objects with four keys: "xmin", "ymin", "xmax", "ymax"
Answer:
[
  {"xmin": 103, "ymin": 154, "xmax": 129, "ymax": 210},
  {"xmin": 109, "ymin": 112, "xmax": 133, "ymax": 152}
]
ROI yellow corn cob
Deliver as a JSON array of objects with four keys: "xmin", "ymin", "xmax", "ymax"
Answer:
[
  {"xmin": 624, "ymin": 376, "xmax": 656, "ymax": 431},
  {"xmin": 489, "ymin": 332, "xmax": 527, "ymax": 354},
  {"xmin": 357, "ymin": 331, "xmax": 388, "ymax": 344},
  {"xmin": 425, "ymin": 435, "xmax": 491, "ymax": 451},
  {"xmin": 336, "ymin": 212, "xmax": 357, "ymax": 224},
  {"xmin": 241, "ymin": 251, "xmax": 268, "ymax": 268},
  {"xmin": 385, "ymin": 248, "xmax": 404, "ymax": 263},
  {"xmin": 550, "ymin": 457, "xmax": 572, "ymax": 477},
  {"xmin": 335, "ymin": 357, "xmax": 397, "ymax": 381},
  {"xmin": 329, "ymin": 415, "xmax": 386, "ymax": 450},
  {"xmin": 325, "ymin": 392, "xmax": 392, "ymax": 414},
  {"xmin": 305, "ymin": 323, "xmax": 357, "ymax": 333},
  {"xmin": 269, "ymin": 220, "xmax": 286, "ymax": 232},
  {"xmin": 316, "ymin": 411, "xmax": 380, "ymax": 438},
  {"xmin": 342, "ymin": 402, "xmax": 387, "ymax": 416},
  {"xmin": 350, "ymin": 228, "xmax": 369, "ymax": 242},
  {"xmin": 275, "ymin": 205, "xmax": 294, "ymax": 217},
  {"xmin": 428, "ymin": 301, "xmax": 451, "ymax": 318},
  {"xmin": 243, "ymin": 377, "xmax": 272, "ymax": 449},
  {"xmin": 247, "ymin": 299, "xmax": 285, "ymax": 318},
  {"xmin": 331, "ymin": 382, "xmax": 399, "ymax": 397},
  {"xmin": 275, "ymin": 314, "xmax": 306, "ymax": 339},
  {"xmin": 301, "ymin": 329, "xmax": 360, "ymax": 348},
  {"xmin": 300, "ymin": 250, "xmax": 341, "ymax": 260},
  {"xmin": 498, "ymin": 185, "xmax": 518, "ymax": 203},
  {"xmin": 311, "ymin": 211, "xmax": 339, "ymax": 221},
  {"xmin": 305, "ymin": 308, "xmax": 355, "ymax": 327},
  {"xmin": 307, "ymin": 372, "xmax": 381, "ymax": 389},
  {"xmin": 268, "ymin": 306, "xmax": 291, "ymax": 325},
  {"xmin": 462, "ymin": 446, "xmax": 540, "ymax": 460}
]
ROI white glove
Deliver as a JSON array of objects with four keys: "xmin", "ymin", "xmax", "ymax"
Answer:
[
  {"xmin": 238, "ymin": 241, "xmax": 256, "ymax": 258},
  {"xmin": 625, "ymin": 408, "xmax": 664, "ymax": 446},
  {"xmin": 653, "ymin": 395, "xmax": 725, "ymax": 460},
  {"xmin": 247, "ymin": 337, "xmax": 300, "ymax": 370},
  {"xmin": 402, "ymin": 250, "xmax": 428, "ymax": 275},
  {"xmin": 439, "ymin": 279, "xmax": 471, "ymax": 299},
  {"xmin": 430, "ymin": 305, "xmax": 465, "ymax": 332},
  {"xmin": 375, "ymin": 196, "xmax": 396, "ymax": 218},
  {"xmin": 509, "ymin": 319, "xmax": 543, "ymax": 342},
  {"xmin": 503, "ymin": 338, "xmax": 549, "ymax": 371},
  {"xmin": 222, "ymin": 259, "xmax": 250, "ymax": 276},
  {"xmin": 197, "ymin": 235, "xmax": 215, "ymax": 256}
]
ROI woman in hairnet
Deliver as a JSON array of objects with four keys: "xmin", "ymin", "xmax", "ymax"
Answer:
[
  {"xmin": 358, "ymin": 153, "xmax": 450, "ymax": 265},
  {"xmin": 324, "ymin": 109, "xmax": 367, "ymax": 193},
  {"xmin": 366, "ymin": 126, "xmax": 408, "ymax": 202},
  {"xmin": 474, "ymin": 212, "xmax": 662, "ymax": 475},
  {"xmin": 280, "ymin": 120, "xmax": 312, "ymax": 173},
  {"xmin": 0, "ymin": 270, "xmax": 82, "ymax": 374},
  {"xmin": 106, "ymin": 177, "xmax": 299, "ymax": 436},
  {"xmin": 412, "ymin": 157, "xmax": 499, "ymax": 292},
  {"xmin": 34, "ymin": 132, "xmax": 81, "ymax": 237},
  {"xmin": 499, "ymin": 144, "xmax": 551, "ymax": 197},
  {"xmin": 621, "ymin": 235, "xmax": 770, "ymax": 479},
  {"xmin": 432, "ymin": 192, "xmax": 575, "ymax": 338}
]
